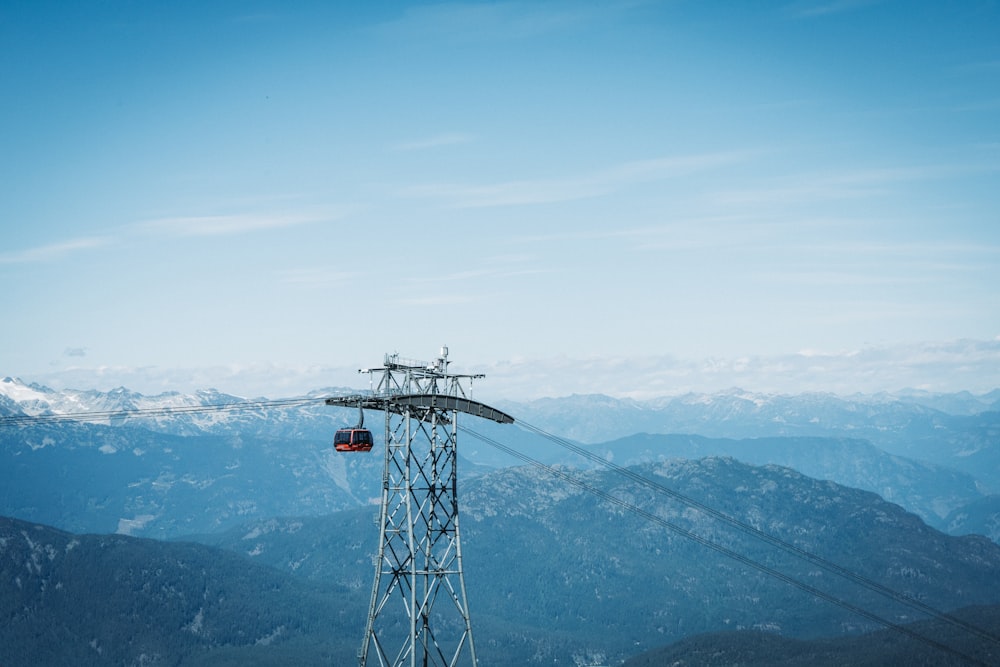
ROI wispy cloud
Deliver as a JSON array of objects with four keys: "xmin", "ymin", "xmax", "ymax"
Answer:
[
  {"xmin": 376, "ymin": 2, "xmax": 615, "ymax": 42},
  {"xmin": 504, "ymin": 214, "xmax": 762, "ymax": 248},
  {"xmin": 0, "ymin": 236, "xmax": 113, "ymax": 264},
  {"xmin": 231, "ymin": 11, "xmax": 282, "ymax": 25},
  {"xmin": 0, "ymin": 213, "xmax": 340, "ymax": 265},
  {"xmin": 396, "ymin": 294, "xmax": 476, "ymax": 307},
  {"xmin": 27, "ymin": 338, "xmax": 1000, "ymax": 400},
  {"xmin": 393, "ymin": 132, "xmax": 474, "ymax": 152},
  {"xmin": 753, "ymin": 269, "xmax": 925, "ymax": 288},
  {"xmin": 784, "ymin": 0, "xmax": 884, "ymax": 19},
  {"xmin": 400, "ymin": 152, "xmax": 747, "ymax": 208},
  {"xmin": 394, "ymin": 259, "xmax": 549, "ymax": 306},
  {"xmin": 951, "ymin": 60, "xmax": 1000, "ymax": 76},
  {"xmin": 275, "ymin": 267, "xmax": 358, "ymax": 289},
  {"xmin": 1, "ymin": 210, "xmax": 346, "ymax": 265},
  {"xmin": 135, "ymin": 212, "xmax": 331, "ymax": 237},
  {"xmin": 404, "ymin": 265, "xmax": 551, "ymax": 285},
  {"xmin": 482, "ymin": 339, "xmax": 1000, "ymax": 400},
  {"xmin": 401, "ymin": 179, "xmax": 598, "ymax": 208},
  {"xmin": 951, "ymin": 98, "xmax": 1000, "ymax": 113},
  {"xmin": 794, "ymin": 239, "xmax": 1000, "ymax": 261},
  {"xmin": 715, "ymin": 164, "xmax": 961, "ymax": 208}
]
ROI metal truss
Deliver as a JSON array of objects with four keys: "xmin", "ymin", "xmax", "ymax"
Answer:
[{"xmin": 326, "ymin": 349, "xmax": 513, "ymax": 667}]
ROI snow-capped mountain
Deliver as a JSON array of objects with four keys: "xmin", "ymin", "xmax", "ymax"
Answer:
[
  {"xmin": 5, "ymin": 377, "xmax": 996, "ymax": 451},
  {"xmin": 2, "ymin": 377, "xmax": 998, "ymax": 543},
  {"xmin": 0, "ymin": 376, "xmax": 356, "ymax": 439},
  {"xmin": 500, "ymin": 387, "xmax": 1000, "ymax": 489},
  {"xmin": 2, "ymin": 376, "xmax": 211, "ymax": 415},
  {"xmin": 0, "ymin": 377, "xmax": 387, "ymax": 538}
]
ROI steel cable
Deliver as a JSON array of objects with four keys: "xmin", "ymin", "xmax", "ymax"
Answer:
[
  {"xmin": 461, "ymin": 423, "xmax": 998, "ymax": 666},
  {"xmin": 510, "ymin": 418, "xmax": 1000, "ymax": 652}
]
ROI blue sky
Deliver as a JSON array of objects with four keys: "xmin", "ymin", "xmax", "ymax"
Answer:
[{"xmin": 2, "ymin": 0, "xmax": 998, "ymax": 399}]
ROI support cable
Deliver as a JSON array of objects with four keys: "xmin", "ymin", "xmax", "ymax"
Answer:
[
  {"xmin": 511, "ymin": 418, "xmax": 1000, "ymax": 652},
  {"xmin": 461, "ymin": 425, "xmax": 996, "ymax": 667}
]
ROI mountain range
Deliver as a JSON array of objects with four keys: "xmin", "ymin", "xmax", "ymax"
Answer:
[
  {"xmin": 2, "ymin": 378, "xmax": 998, "ymax": 541},
  {"xmin": 2, "ymin": 377, "xmax": 1000, "ymax": 664},
  {"xmin": 621, "ymin": 606, "xmax": 1000, "ymax": 666},
  {"xmin": 0, "ymin": 515, "xmax": 356, "ymax": 666},
  {"xmin": 496, "ymin": 389, "xmax": 1000, "ymax": 488},
  {"xmin": 5, "ymin": 457, "xmax": 1000, "ymax": 666}
]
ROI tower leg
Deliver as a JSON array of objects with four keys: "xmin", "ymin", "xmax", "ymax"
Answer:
[{"xmin": 359, "ymin": 407, "xmax": 477, "ymax": 667}]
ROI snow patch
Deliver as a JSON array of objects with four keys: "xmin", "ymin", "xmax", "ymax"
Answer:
[
  {"xmin": 322, "ymin": 451, "xmax": 352, "ymax": 494},
  {"xmin": 0, "ymin": 377, "xmax": 49, "ymax": 402},
  {"xmin": 28, "ymin": 437, "xmax": 56, "ymax": 451},
  {"xmin": 184, "ymin": 607, "xmax": 205, "ymax": 635},
  {"xmin": 255, "ymin": 625, "xmax": 285, "ymax": 646},
  {"xmin": 116, "ymin": 515, "xmax": 156, "ymax": 535}
]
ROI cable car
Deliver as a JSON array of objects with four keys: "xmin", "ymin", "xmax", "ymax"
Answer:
[
  {"xmin": 334, "ymin": 428, "xmax": 373, "ymax": 452},
  {"xmin": 334, "ymin": 404, "xmax": 373, "ymax": 452}
]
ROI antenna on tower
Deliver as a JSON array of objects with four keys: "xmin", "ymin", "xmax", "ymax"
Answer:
[{"xmin": 326, "ymin": 348, "xmax": 513, "ymax": 667}]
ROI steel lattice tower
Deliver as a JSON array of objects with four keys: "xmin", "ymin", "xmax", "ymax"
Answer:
[{"xmin": 327, "ymin": 348, "xmax": 513, "ymax": 667}]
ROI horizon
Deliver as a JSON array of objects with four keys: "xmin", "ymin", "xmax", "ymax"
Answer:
[
  {"xmin": 5, "ymin": 337, "xmax": 1000, "ymax": 401},
  {"xmin": 3, "ymin": 2, "xmax": 998, "ymax": 399}
]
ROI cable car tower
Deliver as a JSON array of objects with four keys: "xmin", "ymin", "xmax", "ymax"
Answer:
[{"xmin": 326, "ymin": 347, "xmax": 514, "ymax": 667}]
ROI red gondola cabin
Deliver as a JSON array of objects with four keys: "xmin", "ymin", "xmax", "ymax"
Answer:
[{"xmin": 334, "ymin": 428, "xmax": 374, "ymax": 452}]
